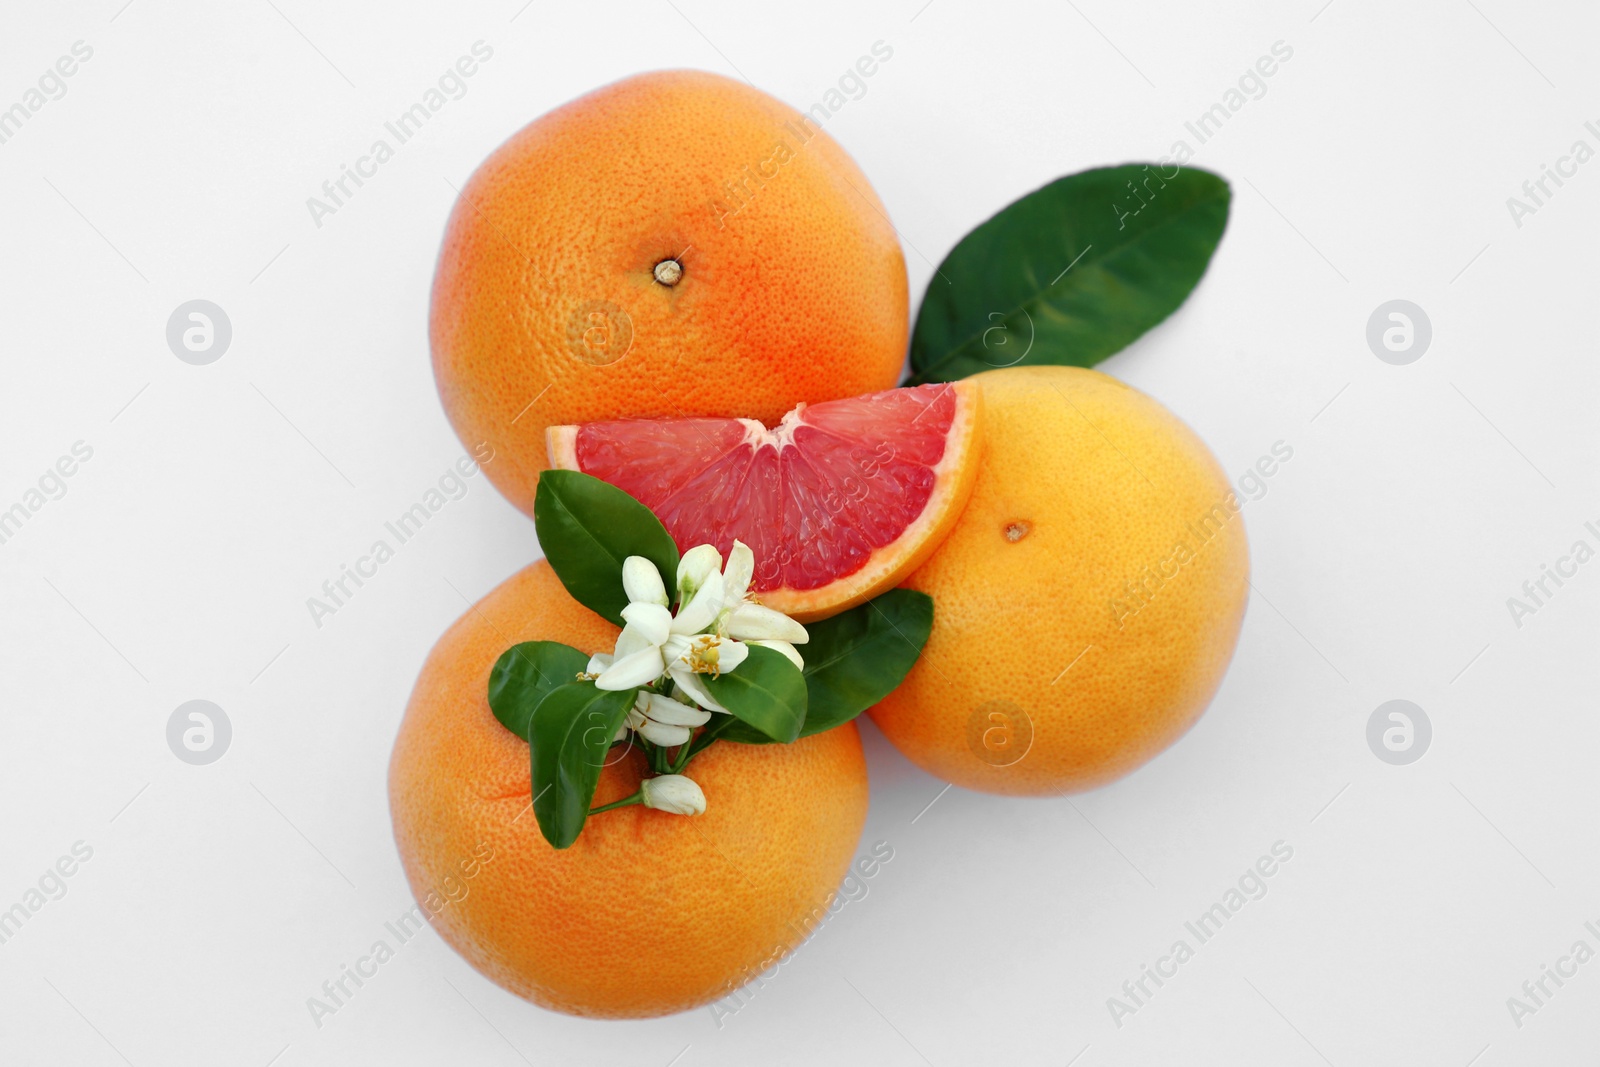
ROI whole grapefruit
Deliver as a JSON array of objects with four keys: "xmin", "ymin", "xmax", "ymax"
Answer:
[
  {"xmin": 431, "ymin": 70, "xmax": 908, "ymax": 517},
  {"xmin": 389, "ymin": 560, "xmax": 870, "ymax": 1017},
  {"xmin": 869, "ymin": 366, "xmax": 1249, "ymax": 795}
]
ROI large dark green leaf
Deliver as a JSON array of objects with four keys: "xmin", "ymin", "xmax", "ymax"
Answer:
[
  {"xmin": 714, "ymin": 590, "xmax": 934, "ymax": 744},
  {"xmin": 534, "ymin": 470, "xmax": 680, "ymax": 625},
  {"xmin": 699, "ymin": 644, "xmax": 807, "ymax": 744},
  {"xmin": 908, "ymin": 165, "xmax": 1230, "ymax": 383},
  {"xmin": 528, "ymin": 681, "xmax": 638, "ymax": 849},
  {"xmin": 487, "ymin": 641, "xmax": 591, "ymax": 740}
]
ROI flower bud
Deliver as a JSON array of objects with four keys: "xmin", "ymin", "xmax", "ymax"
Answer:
[
  {"xmin": 676, "ymin": 544, "xmax": 723, "ymax": 602},
  {"xmin": 622, "ymin": 556, "xmax": 669, "ymax": 607},
  {"xmin": 671, "ymin": 570, "xmax": 725, "ymax": 636},
  {"xmin": 640, "ymin": 774, "xmax": 706, "ymax": 816}
]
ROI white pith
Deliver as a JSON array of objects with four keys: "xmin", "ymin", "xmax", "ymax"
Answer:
[{"xmin": 734, "ymin": 405, "xmax": 809, "ymax": 450}]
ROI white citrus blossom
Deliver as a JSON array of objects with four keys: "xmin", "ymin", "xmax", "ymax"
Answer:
[
  {"xmin": 640, "ymin": 773, "xmax": 706, "ymax": 816},
  {"xmin": 590, "ymin": 542, "xmax": 809, "ymax": 720},
  {"xmin": 661, "ymin": 631, "xmax": 749, "ymax": 713}
]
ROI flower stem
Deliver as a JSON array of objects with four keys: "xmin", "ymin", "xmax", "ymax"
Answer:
[
  {"xmin": 589, "ymin": 792, "xmax": 643, "ymax": 815},
  {"xmin": 636, "ymin": 736, "xmax": 666, "ymax": 775},
  {"xmin": 686, "ymin": 723, "xmax": 726, "ymax": 760}
]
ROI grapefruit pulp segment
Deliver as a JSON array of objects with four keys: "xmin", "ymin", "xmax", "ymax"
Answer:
[{"xmin": 545, "ymin": 383, "xmax": 983, "ymax": 621}]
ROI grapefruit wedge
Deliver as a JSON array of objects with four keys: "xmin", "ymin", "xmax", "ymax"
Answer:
[{"xmin": 546, "ymin": 383, "xmax": 982, "ymax": 621}]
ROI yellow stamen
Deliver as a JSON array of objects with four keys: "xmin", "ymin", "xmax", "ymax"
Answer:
[{"xmin": 688, "ymin": 636, "xmax": 722, "ymax": 677}]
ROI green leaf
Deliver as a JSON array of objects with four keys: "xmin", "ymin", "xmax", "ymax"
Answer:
[
  {"xmin": 712, "ymin": 590, "xmax": 934, "ymax": 744},
  {"xmin": 908, "ymin": 164, "xmax": 1230, "ymax": 383},
  {"xmin": 528, "ymin": 681, "xmax": 638, "ymax": 849},
  {"xmin": 534, "ymin": 470, "xmax": 680, "ymax": 625},
  {"xmin": 700, "ymin": 644, "xmax": 807, "ymax": 744},
  {"xmin": 797, "ymin": 588, "xmax": 932, "ymax": 736},
  {"xmin": 696, "ymin": 714, "xmax": 770, "ymax": 747},
  {"xmin": 487, "ymin": 641, "xmax": 591, "ymax": 741}
]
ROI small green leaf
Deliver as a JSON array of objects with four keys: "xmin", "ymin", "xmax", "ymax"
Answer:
[
  {"xmin": 487, "ymin": 641, "xmax": 591, "ymax": 741},
  {"xmin": 697, "ymin": 715, "xmax": 772, "ymax": 746},
  {"xmin": 700, "ymin": 644, "xmax": 807, "ymax": 743},
  {"xmin": 534, "ymin": 470, "xmax": 680, "ymax": 625},
  {"xmin": 798, "ymin": 589, "xmax": 933, "ymax": 737},
  {"xmin": 711, "ymin": 590, "xmax": 935, "ymax": 745},
  {"xmin": 908, "ymin": 165, "xmax": 1230, "ymax": 383},
  {"xmin": 528, "ymin": 681, "xmax": 638, "ymax": 849}
]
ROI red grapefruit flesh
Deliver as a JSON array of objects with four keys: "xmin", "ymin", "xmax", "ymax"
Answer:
[{"xmin": 546, "ymin": 383, "xmax": 983, "ymax": 621}]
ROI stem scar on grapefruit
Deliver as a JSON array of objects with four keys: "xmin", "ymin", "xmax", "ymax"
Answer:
[{"xmin": 545, "ymin": 382, "xmax": 983, "ymax": 621}]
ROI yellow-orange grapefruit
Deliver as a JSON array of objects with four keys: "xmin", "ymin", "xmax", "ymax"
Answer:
[
  {"xmin": 389, "ymin": 560, "xmax": 870, "ymax": 1017},
  {"xmin": 547, "ymin": 382, "xmax": 982, "ymax": 621},
  {"xmin": 431, "ymin": 70, "xmax": 908, "ymax": 518},
  {"xmin": 870, "ymin": 366, "xmax": 1250, "ymax": 795}
]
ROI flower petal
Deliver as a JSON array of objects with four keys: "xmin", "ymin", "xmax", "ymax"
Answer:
[
  {"xmin": 670, "ymin": 570, "xmax": 725, "ymax": 635},
  {"xmin": 595, "ymin": 646, "xmax": 664, "ymax": 690},
  {"xmin": 622, "ymin": 556, "xmax": 669, "ymax": 607},
  {"xmin": 726, "ymin": 602, "xmax": 809, "ymax": 644},
  {"xmin": 586, "ymin": 652, "xmax": 614, "ymax": 675},
  {"xmin": 613, "ymin": 623, "xmax": 654, "ymax": 659},
  {"xmin": 636, "ymin": 718, "xmax": 692, "ymax": 747},
  {"xmin": 639, "ymin": 690, "xmax": 712, "ymax": 727},
  {"xmin": 750, "ymin": 638, "xmax": 804, "ymax": 671},
  {"xmin": 619, "ymin": 602, "xmax": 672, "ymax": 646},
  {"xmin": 670, "ymin": 679, "xmax": 726, "ymax": 714},
  {"xmin": 723, "ymin": 540, "xmax": 755, "ymax": 604},
  {"xmin": 661, "ymin": 633, "xmax": 694, "ymax": 667},
  {"xmin": 669, "ymin": 668, "xmax": 728, "ymax": 713}
]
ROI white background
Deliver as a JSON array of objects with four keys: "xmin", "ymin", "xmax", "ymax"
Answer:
[{"xmin": 2, "ymin": 0, "xmax": 1597, "ymax": 1064}]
